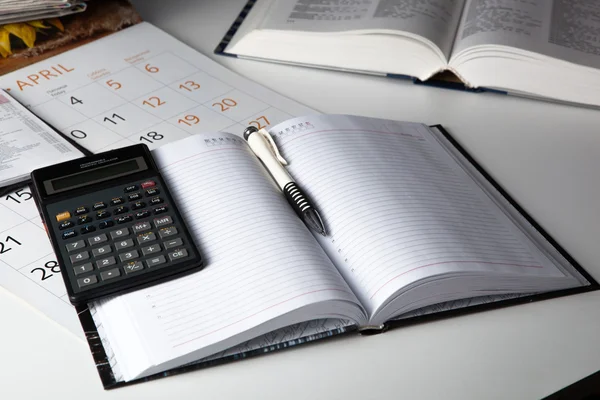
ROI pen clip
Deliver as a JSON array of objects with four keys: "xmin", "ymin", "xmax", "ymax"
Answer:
[{"xmin": 258, "ymin": 128, "xmax": 288, "ymax": 166}]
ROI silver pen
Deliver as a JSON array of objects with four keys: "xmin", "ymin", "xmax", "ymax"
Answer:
[{"xmin": 243, "ymin": 126, "xmax": 326, "ymax": 236}]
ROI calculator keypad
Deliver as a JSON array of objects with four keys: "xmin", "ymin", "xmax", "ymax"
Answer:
[{"xmin": 47, "ymin": 177, "xmax": 195, "ymax": 296}]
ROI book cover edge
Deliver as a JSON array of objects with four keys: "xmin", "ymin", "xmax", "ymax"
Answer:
[{"xmin": 214, "ymin": 0, "xmax": 257, "ymax": 55}]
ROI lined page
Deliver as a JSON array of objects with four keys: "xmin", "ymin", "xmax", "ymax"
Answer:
[
  {"xmin": 272, "ymin": 115, "xmax": 568, "ymax": 316},
  {"xmin": 92, "ymin": 133, "xmax": 363, "ymax": 380}
]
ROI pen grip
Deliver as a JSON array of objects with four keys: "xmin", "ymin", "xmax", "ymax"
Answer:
[{"xmin": 283, "ymin": 182, "xmax": 312, "ymax": 214}]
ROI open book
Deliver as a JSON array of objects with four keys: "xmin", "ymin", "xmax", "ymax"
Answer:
[
  {"xmin": 218, "ymin": 0, "xmax": 600, "ymax": 108},
  {"xmin": 87, "ymin": 114, "xmax": 594, "ymax": 387}
]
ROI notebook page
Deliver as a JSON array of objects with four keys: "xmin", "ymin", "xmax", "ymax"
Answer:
[
  {"xmin": 92, "ymin": 133, "xmax": 364, "ymax": 381},
  {"xmin": 271, "ymin": 115, "xmax": 570, "ymax": 318}
]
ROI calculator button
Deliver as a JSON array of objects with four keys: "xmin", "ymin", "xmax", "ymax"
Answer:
[
  {"xmin": 135, "ymin": 210, "xmax": 151, "ymax": 219},
  {"xmin": 65, "ymin": 240, "xmax": 85, "ymax": 252},
  {"xmin": 131, "ymin": 201, "xmax": 146, "ymax": 210},
  {"xmin": 62, "ymin": 230, "xmax": 77, "ymax": 240},
  {"xmin": 70, "ymin": 251, "xmax": 90, "ymax": 264},
  {"xmin": 124, "ymin": 185, "xmax": 138, "ymax": 193},
  {"xmin": 128, "ymin": 193, "xmax": 142, "ymax": 202},
  {"xmin": 80, "ymin": 225, "xmax": 96, "ymax": 234},
  {"xmin": 114, "ymin": 206, "xmax": 128, "ymax": 215},
  {"xmin": 59, "ymin": 220, "xmax": 74, "ymax": 230},
  {"xmin": 145, "ymin": 188, "xmax": 160, "ymax": 196},
  {"xmin": 77, "ymin": 275, "xmax": 98, "ymax": 288},
  {"xmin": 78, "ymin": 215, "xmax": 92, "ymax": 225},
  {"xmin": 137, "ymin": 232, "xmax": 157, "ymax": 244},
  {"xmin": 96, "ymin": 210, "xmax": 111, "ymax": 219},
  {"xmin": 110, "ymin": 197, "xmax": 125, "ymax": 206},
  {"xmin": 132, "ymin": 221, "xmax": 151, "ymax": 233},
  {"xmin": 88, "ymin": 234, "xmax": 108, "ymax": 246},
  {"xmin": 168, "ymin": 248, "xmax": 188, "ymax": 261},
  {"xmin": 92, "ymin": 245, "xmax": 112, "ymax": 257},
  {"xmin": 141, "ymin": 244, "xmax": 161, "ymax": 256},
  {"xmin": 99, "ymin": 220, "xmax": 115, "ymax": 229},
  {"xmin": 100, "ymin": 268, "xmax": 121, "ymax": 281},
  {"xmin": 96, "ymin": 256, "xmax": 116, "ymax": 269},
  {"xmin": 116, "ymin": 215, "xmax": 133, "ymax": 224},
  {"xmin": 115, "ymin": 239, "xmax": 134, "ymax": 250},
  {"xmin": 110, "ymin": 228, "xmax": 129, "ymax": 239},
  {"xmin": 119, "ymin": 250, "xmax": 140, "ymax": 262},
  {"xmin": 141, "ymin": 180, "xmax": 156, "ymax": 189},
  {"xmin": 146, "ymin": 255, "xmax": 166, "ymax": 268},
  {"xmin": 149, "ymin": 197, "xmax": 163, "ymax": 205},
  {"xmin": 164, "ymin": 238, "xmax": 183, "ymax": 249},
  {"xmin": 153, "ymin": 206, "xmax": 168, "ymax": 215},
  {"xmin": 73, "ymin": 263, "xmax": 93, "ymax": 276},
  {"xmin": 75, "ymin": 206, "xmax": 88, "ymax": 216},
  {"xmin": 124, "ymin": 261, "xmax": 144, "ymax": 274},
  {"xmin": 56, "ymin": 211, "xmax": 71, "ymax": 222},
  {"xmin": 153, "ymin": 216, "xmax": 173, "ymax": 228},
  {"xmin": 158, "ymin": 226, "xmax": 178, "ymax": 238},
  {"xmin": 93, "ymin": 202, "xmax": 107, "ymax": 211}
]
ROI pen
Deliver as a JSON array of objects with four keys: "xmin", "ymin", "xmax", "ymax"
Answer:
[{"xmin": 243, "ymin": 126, "xmax": 327, "ymax": 236}]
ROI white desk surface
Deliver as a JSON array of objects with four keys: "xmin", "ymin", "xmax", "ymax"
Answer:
[{"xmin": 3, "ymin": 1, "xmax": 600, "ymax": 399}]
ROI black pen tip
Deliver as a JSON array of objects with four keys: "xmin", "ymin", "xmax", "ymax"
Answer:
[{"xmin": 304, "ymin": 208, "xmax": 327, "ymax": 237}]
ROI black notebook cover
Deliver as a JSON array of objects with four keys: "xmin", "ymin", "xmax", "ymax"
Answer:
[{"xmin": 78, "ymin": 124, "xmax": 598, "ymax": 389}]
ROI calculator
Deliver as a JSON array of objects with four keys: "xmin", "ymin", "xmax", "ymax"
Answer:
[{"xmin": 31, "ymin": 144, "xmax": 203, "ymax": 306}]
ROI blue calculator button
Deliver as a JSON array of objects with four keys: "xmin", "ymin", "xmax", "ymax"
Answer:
[{"xmin": 62, "ymin": 230, "xmax": 77, "ymax": 240}]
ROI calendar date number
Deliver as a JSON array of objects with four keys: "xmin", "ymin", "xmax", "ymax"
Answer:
[
  {"xmin": 5, "ymin": 189, "xmax": 32, "ymax": 204},
  {"xmin": 30, "ymin": 261, "xmax": 61, "ymax": 281},
  {"xmin": 0, "ymin": 236, "xmax": 22, "ymax": 255}
]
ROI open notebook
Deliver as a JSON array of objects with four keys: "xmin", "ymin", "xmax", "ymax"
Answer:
[{"xmin": 82, "ymin": 115, "xmax": 595, "ymax": 388}]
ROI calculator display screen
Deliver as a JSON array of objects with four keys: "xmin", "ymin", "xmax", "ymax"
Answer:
[{"xmin": 47, "ymin": 158, "xmax": 147, "ymax": 194}]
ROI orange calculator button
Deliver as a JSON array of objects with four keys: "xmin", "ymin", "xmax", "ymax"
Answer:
[{"xmin": 55, "ymin": 211, "xmax": 71, "ymax": 222}]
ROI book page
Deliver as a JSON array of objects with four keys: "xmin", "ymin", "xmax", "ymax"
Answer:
[
  {"xmin": 91, "ymin": 133, "xmax": 365, "ymax": 381},
  {"xmin": 270, "ymin": 115, "xmax": 574, "ymax": 319},
  {"xmin": 0, "ymin": 91, "xmax": 82, "ymax": 186},
  {"xmin": 259, "ymin": 0, "xmax": 466, "ymax": 57},
  {"xmin": 452, "ymin": 0, "xmax": 600, "ymax": 69}
]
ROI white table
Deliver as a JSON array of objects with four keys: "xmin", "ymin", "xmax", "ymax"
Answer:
[{"xmin": 3, "ymin": 1, "xmax": 600, "ymax": 398}]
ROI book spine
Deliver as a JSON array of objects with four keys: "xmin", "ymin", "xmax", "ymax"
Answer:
[
  {"xmin": 77, "ymin": 304, "xmax": 121, "ymax": 388},
  {"xmin": 214, "ymin": 0, "xmax": 257, "ymax": 55}
]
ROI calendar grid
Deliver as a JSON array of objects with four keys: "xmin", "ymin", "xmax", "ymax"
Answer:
[
  {"xmin": 26, "ymin": 50, "xmax": 296, "ymax": 156},
  {"xmin": 0, "ymin": 208, "xmax": 69, "ymax": 303}
]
